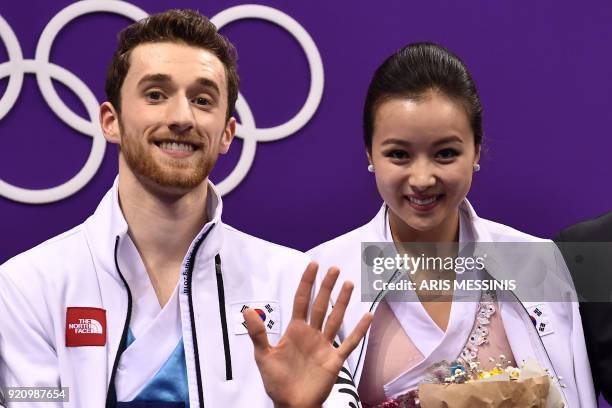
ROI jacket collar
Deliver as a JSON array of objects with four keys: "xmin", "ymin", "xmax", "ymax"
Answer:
[
  {"xmin": 458, "ymin": 198, "xmax": 494, "ymax": 242},
  {"xmin": 83, "ymin": 177, "xmax": 224, "ymax": 280},
  {"xmin": 373, "ymin": 198, "xmax": 492, "ymax": 243}
]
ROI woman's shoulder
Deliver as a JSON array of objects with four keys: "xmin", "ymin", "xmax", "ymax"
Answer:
[
  {"xmin": 308, "ymin": 222, "xmax": 374, "ymax": 259},
  {"xmin": 307, "ymin": 206, "xmax": 386, "ymax": 268},
  {"xmin": 474, "ymin": 216, "xmax": 549, "ymax": 243},
  {"xmin": 462, "ymin": 200, "xmax": 549, "ymax": 243}
]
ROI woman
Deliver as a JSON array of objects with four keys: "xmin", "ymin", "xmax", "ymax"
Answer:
[{"xmin": 308, "ymin": 43, "xmax": 595, "ymax": 407}]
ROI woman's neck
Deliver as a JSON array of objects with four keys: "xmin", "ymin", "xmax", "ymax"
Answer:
[{"xmin": 388, "ymin": 208, "xmax": 460, "ymax": 243}]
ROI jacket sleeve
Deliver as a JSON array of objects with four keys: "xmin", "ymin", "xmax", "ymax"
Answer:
[
  {"xmin": 570, "ymin": 299, "xmax": 598, "ymax": 407},
  {"xmin": 0, "ymin": 265, "xmax": 62, "ymax": 407},
  {"xmin": 552, "ymin": 248, "xmax": 598, "ymax": 407}
]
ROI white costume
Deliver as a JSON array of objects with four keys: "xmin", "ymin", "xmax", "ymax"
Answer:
[
  {"xmin": 309, "ymin": 201, "xmax": 597, "ymax": 408},
  {"xmin": 0, "ymin": 179, "xmax": 357, "ymax": 408}
]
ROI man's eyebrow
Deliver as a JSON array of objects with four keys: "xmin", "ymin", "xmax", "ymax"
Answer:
[
  {"xmin": 137, "ymin": 73, "xmax": 172, "ymax": 87},
  {"xmin": 196, "ymin": 78, "xmax": 220, "ymax": 96},
  {"xmin": 136, "ymin": 74, "xmax": 221, "ymax": 96}
]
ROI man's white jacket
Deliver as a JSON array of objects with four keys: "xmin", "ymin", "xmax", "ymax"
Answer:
[
  {"xmin": 0, "ymin": 180, "xmax": 357, "ymax": 408},
  {"xmin": 309, "ymin": 201, "xmax": 598, "ymax": 408}
]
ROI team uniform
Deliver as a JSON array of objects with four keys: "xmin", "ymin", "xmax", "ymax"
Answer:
[
  {"xmin": 0, "ymin": 179, "xmax": 357, "ymax": 408},
  {"xmin": 309, "ymin": 201, "xmax": 597, "ymax": 408}
]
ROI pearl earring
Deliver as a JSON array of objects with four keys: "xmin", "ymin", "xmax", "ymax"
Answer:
[
  {"xmin": 367, "ymin": 164, "xmax": 375, "ymax": 173},
  {"xmin": 473, "ymin": 163, "xmax": 481, "ymax": 172}
]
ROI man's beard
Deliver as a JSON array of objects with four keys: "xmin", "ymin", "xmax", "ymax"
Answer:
[{"xmin": 119, "ymin": 120, "xmax": 216, "ymax": 190}]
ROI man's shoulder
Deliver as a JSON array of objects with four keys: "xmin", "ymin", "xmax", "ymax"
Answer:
[
  {"xmin": 1, "ymin": 224, "xmax": 90, "ymax": 283},
  {"xmin": 221, "ymin": 223, "xmax": 309, "ymax": 263},
  {"xmin": 219, "ymin": 224, "xmax": 311, "ymax": 290},
  {"xmin": 557, "ymin": 211, "xmax": 612, "ymax": 242}
]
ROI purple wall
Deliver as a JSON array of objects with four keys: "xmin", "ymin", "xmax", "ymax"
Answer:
[
  {"xmin": 1, "ymin": 1, "xmax": 611, "ymax": 405},
  {"xmin": 3, "ymin": 1, "xmax": 612, "ymax": 262}
]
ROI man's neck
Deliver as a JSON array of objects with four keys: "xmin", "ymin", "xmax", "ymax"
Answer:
[{"xmin": 117, "ymin": 168, "xmax": 210, "ymax": 306}]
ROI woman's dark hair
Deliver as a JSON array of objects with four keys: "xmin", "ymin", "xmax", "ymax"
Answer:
[{"xmin": 363, "ymin": 42, "xmax": 482, "ymax": 151}]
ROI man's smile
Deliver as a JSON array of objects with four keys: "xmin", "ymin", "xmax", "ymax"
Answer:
[{"xmin": 153, "ymin": 140, "xmax": 201, "ymax": 158}]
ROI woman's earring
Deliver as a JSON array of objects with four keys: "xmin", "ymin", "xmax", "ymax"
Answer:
[
  {"xmin": 473, "ymin": 163, "xmax": 481, "ymax": 173},
  {"xmin": 367, "ymin": 164, "xmax": 375, "ymax": 173}
]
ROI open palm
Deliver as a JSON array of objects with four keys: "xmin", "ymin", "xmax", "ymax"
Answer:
[{"xmin": 244, "ymin": 262, "xmax": 372, "ymax": 408}]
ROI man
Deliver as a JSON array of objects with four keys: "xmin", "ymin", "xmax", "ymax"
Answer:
[
  {"xmin": 0, "ymin": 10, "xmax": 370, "ymax": 407},
  {"xmin": 556, "ymin": 213, "xmax": 612, "ymax": 404}
]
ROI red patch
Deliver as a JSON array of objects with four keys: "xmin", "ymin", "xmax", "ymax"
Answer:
[
  {"xmin": 254, "ymin": 308, "xmax": 266, "ymax": 321},
  {"xmin": 65, "ymin": 307, "xmax": 106, "ymax": 347}
]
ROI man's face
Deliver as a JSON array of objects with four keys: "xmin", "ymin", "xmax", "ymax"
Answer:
[{"xmin": 107, "ymin": 41, "xmax": 235, "ymax": 193}]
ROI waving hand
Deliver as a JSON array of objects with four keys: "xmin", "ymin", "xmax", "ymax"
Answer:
[{"xmin": 244, "ymin": 262, "xmax": 373, "ymax": 408}]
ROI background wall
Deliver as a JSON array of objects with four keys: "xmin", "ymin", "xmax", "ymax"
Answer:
[
  {"xmin": 1, "ymin": 1, "xmax": 611, "ymax": 405},
  {"xmin": 1, "ymin": 1, "xmax": 611, "ymax": 263}
]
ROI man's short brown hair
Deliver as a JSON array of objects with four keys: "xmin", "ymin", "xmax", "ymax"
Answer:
[{"xmin": 105, "ymin": 9, "xmax": 239, "ymax": 121}]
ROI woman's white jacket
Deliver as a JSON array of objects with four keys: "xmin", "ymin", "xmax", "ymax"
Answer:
[{"xmin": 308, "ymin": 201, "xmax": 597, "ymax": 408}]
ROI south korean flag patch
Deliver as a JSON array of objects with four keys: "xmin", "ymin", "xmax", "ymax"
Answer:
[
  {"xmin": 232, "ymin": 301, "xmax": 281, "ymax": 335},
  {"xmin": 526, "ymin": 304, "xmax": 554, "ymax": 337}
]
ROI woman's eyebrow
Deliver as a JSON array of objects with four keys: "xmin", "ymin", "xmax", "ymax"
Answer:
[
  {"xmin": 381, "ymin": 135, "xmax": 462, "ymax": 147},
  {"xmin": 432, "ymin": 135, "xmax": 463, "ymax": 146},
  {"xmin": 381, "ymin": 138, "xmax": 411, "ymax": 147}
]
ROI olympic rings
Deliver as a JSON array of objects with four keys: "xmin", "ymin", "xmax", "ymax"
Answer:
[{"xmin": 0, "ymin": 1, "xmax": 324, "ymax": 203}]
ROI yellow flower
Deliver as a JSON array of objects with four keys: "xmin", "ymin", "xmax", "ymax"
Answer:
[{"xmin": 506, "ymin": 367, "xmax": 520, "ymax": 380}]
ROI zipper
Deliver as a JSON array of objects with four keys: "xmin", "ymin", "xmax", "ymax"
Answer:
[
  {"xmin": 478, "ymin": 268, "xmax": 570, "ymax": 405},
  {"xmin": 214, "ymin": 254, "xmax": 233, "ymax": 380},
  {"xmin": 185, "ymin": 225, "xmax": 215, "ymax": 408},
  {"xmin": 352, "ymin": 267, "xmax": 402, "ymax": 379},
  {"xmin": 353, "ymin": 205, "xmax": 402, "ymax": 377},
  {"xmin": 106, "ymin": 225, "xmax": 215, "ymax": 408},
  {"xmin": 480, "ymin": 267, "xmax": 570, "ymax": 405},
  {"xmin": 509, "ymin": 292, "xmax": 570, "ymax": 406},
  {"xmin": 105, "ymin": 236, "xmax": 133, "ymax": 408}
]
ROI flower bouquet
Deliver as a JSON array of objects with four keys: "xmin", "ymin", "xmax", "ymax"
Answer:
[{"xmin": 416, "ymin": 357, "xmax": 564, "ymax": 408}]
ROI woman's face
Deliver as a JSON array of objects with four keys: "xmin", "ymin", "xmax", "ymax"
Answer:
[{"xmin": 369, "ymin": 90, "xmax": 480, "ymax": 236}]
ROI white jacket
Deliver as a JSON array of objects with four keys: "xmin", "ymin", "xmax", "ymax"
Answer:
[
  {"xmin": 0, "ymin": 179, "xmax": 357, "ymax": 408},
  {"xmin": 308, "ymin": 201, "xmax": 597, "ymax": 408}
]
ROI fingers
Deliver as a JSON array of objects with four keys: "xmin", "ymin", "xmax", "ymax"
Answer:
[
  {"xmin": 309, "ymin": 267, "xmax": 340, "ymax": 330},
  {"xmin": 337, "ymin": 312, "xmax": 373, "ymax": 360},
  {"xmin": 243, "ymin": 308, "xmax": 271, "ymax": 354},
  {"xmin": 291, "ymin": 261, "xmax": 318, "ymax": 321},
  {"xmin": 323, "ymin": 279, "xmax": 374, "ymax": 359},
  {"xmin": 323, "ymin": 280, "xmax": 353, "ymax": 341}
]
